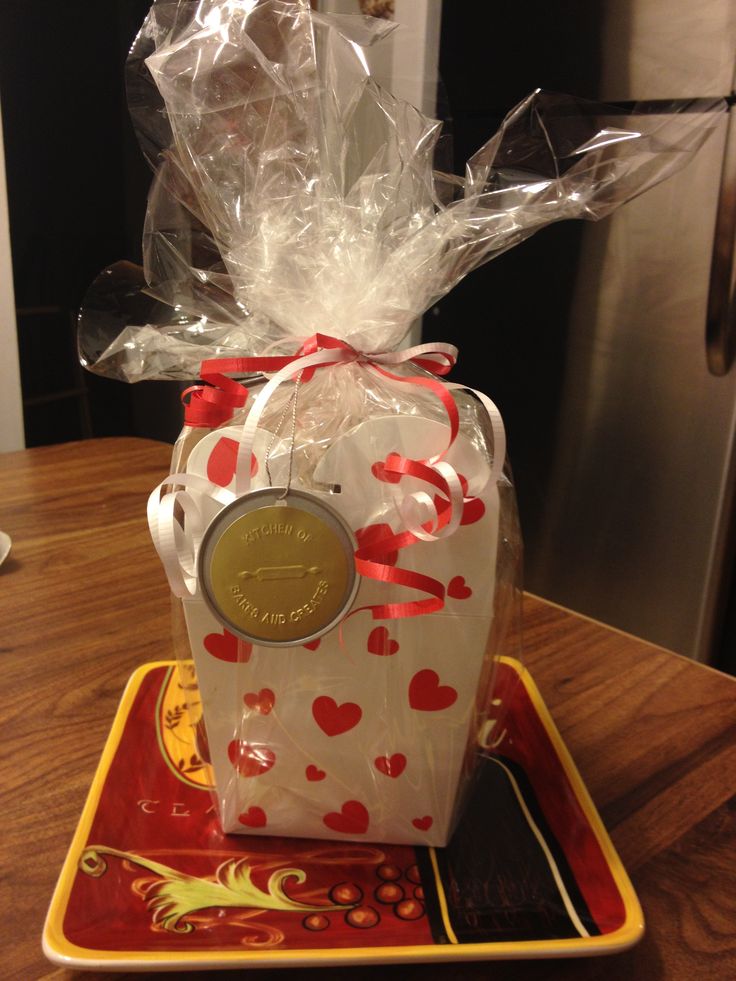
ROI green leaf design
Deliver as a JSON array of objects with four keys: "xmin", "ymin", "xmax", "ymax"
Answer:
[{"xmin": 79, "ymin": 846, "xmax": 352, "ymax": 933}]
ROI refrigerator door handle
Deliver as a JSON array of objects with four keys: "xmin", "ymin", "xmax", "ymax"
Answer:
[{"xmin": 706, "ymin": 106, "xmax": 736, "ymax": 376}]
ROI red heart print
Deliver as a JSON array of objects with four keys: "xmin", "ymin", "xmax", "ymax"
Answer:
[
  {"xmin": 323, "ymin": 800, "xmax": 369, "ymax": 835},
  {"xmin": 355, "ymin": 524, "xmax": 399, "ymax": 566},
  {"xmin": 312, "ymin": 696, "xmax": 362, "ymax": 736},
  {"xmin": 412, "ymin": 815, "xmax": 433, "ymax": 831},
  {"xmin": 367, "ymin": 626, "xmax": 399, "ymax": 657},
  {"xmin": 374, "ymin": 753, "xmax": 406, "ymax": 778},
  {"xmin": 370, "ymin": 458, "xmax": 402, "ymax": 484},
  {"xmin": 447, "ymin": 576, "xmax": 472, "ymax": 600},
  {"xmin": 460, "ymin": 496, "xmax": 486, "ymax": 525},
  {"xmin": 303, "ymin": 639, "xmax": 321, "ymax": 651},
  {"xmin": 431, "ymin": 493, "xmax": 485, "ymax": 528},
  {"xmin": 306, "ymin": 764, "xmax": 326, "ymax": 782},
  {"xmin": 243, "ymin": 688, "xmax": 275, "ymax": 715},
  {"xmin": 204, "ymin": 630, "xmax": 252, "ymax": 663},
  {"xmin": 238, "ymin": 806, "xmax": 267, "ymax": 828},
  {"xmin": 207, "ymin": 437, "xmax": 237, "ymax": 486},
  {"xmin": 207, "ymin": 436, "xmax": 258, "ymax": 487},
  {"xmin": 227, "ymin": 741, "xmax": 276, "ymax": 777},
  {"xmin": 409, "ymin": 669, "xmax": 458, "ymax": 712}
]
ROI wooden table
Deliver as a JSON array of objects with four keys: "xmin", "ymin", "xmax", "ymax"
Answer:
[{"xmin": 1, "ymin": 437, "xmax": 735, "ymax": 980}]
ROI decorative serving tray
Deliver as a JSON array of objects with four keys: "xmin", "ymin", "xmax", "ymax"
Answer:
[{"xmin": 43, "ymin": 658, "xmax": 643, "ymax": 970}]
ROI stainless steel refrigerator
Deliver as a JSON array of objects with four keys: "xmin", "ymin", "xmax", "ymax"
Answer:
[{"xmin": 431, "ymin": 0, "xmax": 736, "ymax": 665}]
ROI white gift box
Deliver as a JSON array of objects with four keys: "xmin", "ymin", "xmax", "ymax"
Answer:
[{"xmin": 182, "ymin": 413, "xmax": 499, "ymax": 846}]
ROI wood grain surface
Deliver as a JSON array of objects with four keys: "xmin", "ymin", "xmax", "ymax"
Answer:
[{"xmin": 1, "ymin": 438, "xmax": 734, "ymax": 980}]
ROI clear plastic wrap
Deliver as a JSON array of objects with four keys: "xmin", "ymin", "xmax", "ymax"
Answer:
[
  {"xmin": 78, "ymin": 1, "xmax": 725, "ymax": 380},
  {"xmin": 79, "ymin": 0, "xmax": 725, "ymax": 844}
]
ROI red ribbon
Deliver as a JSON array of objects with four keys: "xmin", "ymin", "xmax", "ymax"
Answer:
[
  {"xmin": 191, "ymin": 334, "xmax": 464, "ymax": 623},
  {"xmin": 183, "ymin": 335, "xmax": 368, "ymax": 427},
  {"xmin": 181, "ymin": 373, "xmax": 249, "ymax": 428}
]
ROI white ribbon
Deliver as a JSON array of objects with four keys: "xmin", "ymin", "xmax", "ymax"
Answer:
[
  {"xmin": 147, "ymin": 473, "xmax": 234, "ymax": 598},
  {"xmin": 147, "ymin": 339, "xmax": 506, "ymax": 600},
  {"xmin": 233, "ymin": 341, "xmax": 460, "ymax": 497}
]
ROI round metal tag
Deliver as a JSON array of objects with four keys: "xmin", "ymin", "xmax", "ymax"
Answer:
[{"xmin": 198, "ymin": 488, "xmax": 358, "ymax": 647}]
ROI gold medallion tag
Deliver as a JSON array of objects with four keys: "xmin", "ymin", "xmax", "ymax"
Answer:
[{"xmin": 198, "ymin": 488, "xmax": 358, "ymax": 647}]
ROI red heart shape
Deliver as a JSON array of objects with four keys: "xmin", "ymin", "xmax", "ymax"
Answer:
[
  {"xmin": 204, "ymin": 630, "xmax": 252, "ymax": 663},
  {"xmin": 243, "ymin": 688, "xmax": 275, "ymax": 715},
  {"xmin": 374, "ymin": 753, "xmax": 406, "ymax": 778},
  {"xmin": 306, "ymin": 764, "xmax": 326, "ymax": 782},
  {"xmin": 408, "ymin": 669, "xmax": 458, "ymax": 712},
  {"xmin": 207, "ymin": 436, "xmax": 258, "ymax": 487},
  {"xmin": 323, "ymin": 800, "xmax": 369, "ymax": 835},
  {"xmin": 431, "ymin": 493, "xmax": 485, "ymax": 529},
  {"xmin": 207, "ymin": 437, "xmax": 237, "ymax": 486},
  {"xmin": 227, "ymin": 741, "xmax": 276, "ymax": 777},
  {"xmin": 303, "ymin": 639, "xmax": 321, "ymax": 651},
  {"xmin": 447, "ymin": 576, "xmax": 472, "ymax": 600},
  {"xmin": 355, "ymin": 524, "xmax": 399, "ymax": 566},
  {"xmin": 367, "ymin": 626, "xmax": 399, "ymax": 657},
  {"xmin": 412, "ymin": 815, "xmax": 433, "ymax": 831},
  {"xmin": 371, "ymin": 459, "xmax": 402, "ymax": 484},
  {"xmin": 312, "ymin": 696, "xmax": 362, "ymax": 736},
  {"xmin": 460, "ymin": 496, "xmax": 485, "ymax": 525},
  {"xmin": 238, "ymin": 806, "xmax": 267, "ymax": 828}
]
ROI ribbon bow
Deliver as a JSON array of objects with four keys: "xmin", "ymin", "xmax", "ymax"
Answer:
[{"xmin": 149, "ymin": 334, "xmax": 505, "ymax": 622}]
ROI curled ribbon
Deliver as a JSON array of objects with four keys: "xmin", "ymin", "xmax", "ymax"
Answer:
[
  {"xmin": 181, "ymin": 372, "xmax": 249, "ymax": 428},
  {"xmin": 148, "ymin": 334, "xmax": 506, "ymax": 620}
]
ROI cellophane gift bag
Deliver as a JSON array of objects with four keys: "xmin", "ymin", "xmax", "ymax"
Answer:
[{"xmin": 78, "ymin": 0, "xmax": 725, "ymax": 844}]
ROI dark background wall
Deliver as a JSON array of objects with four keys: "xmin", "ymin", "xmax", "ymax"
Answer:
[
  {"xmin": 424, "ymin": 2, "xmax": 601, "ymax": 553},
  {"xmin": 0, "ymin": 0, "xmax": 181, "ymax": 445}
]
